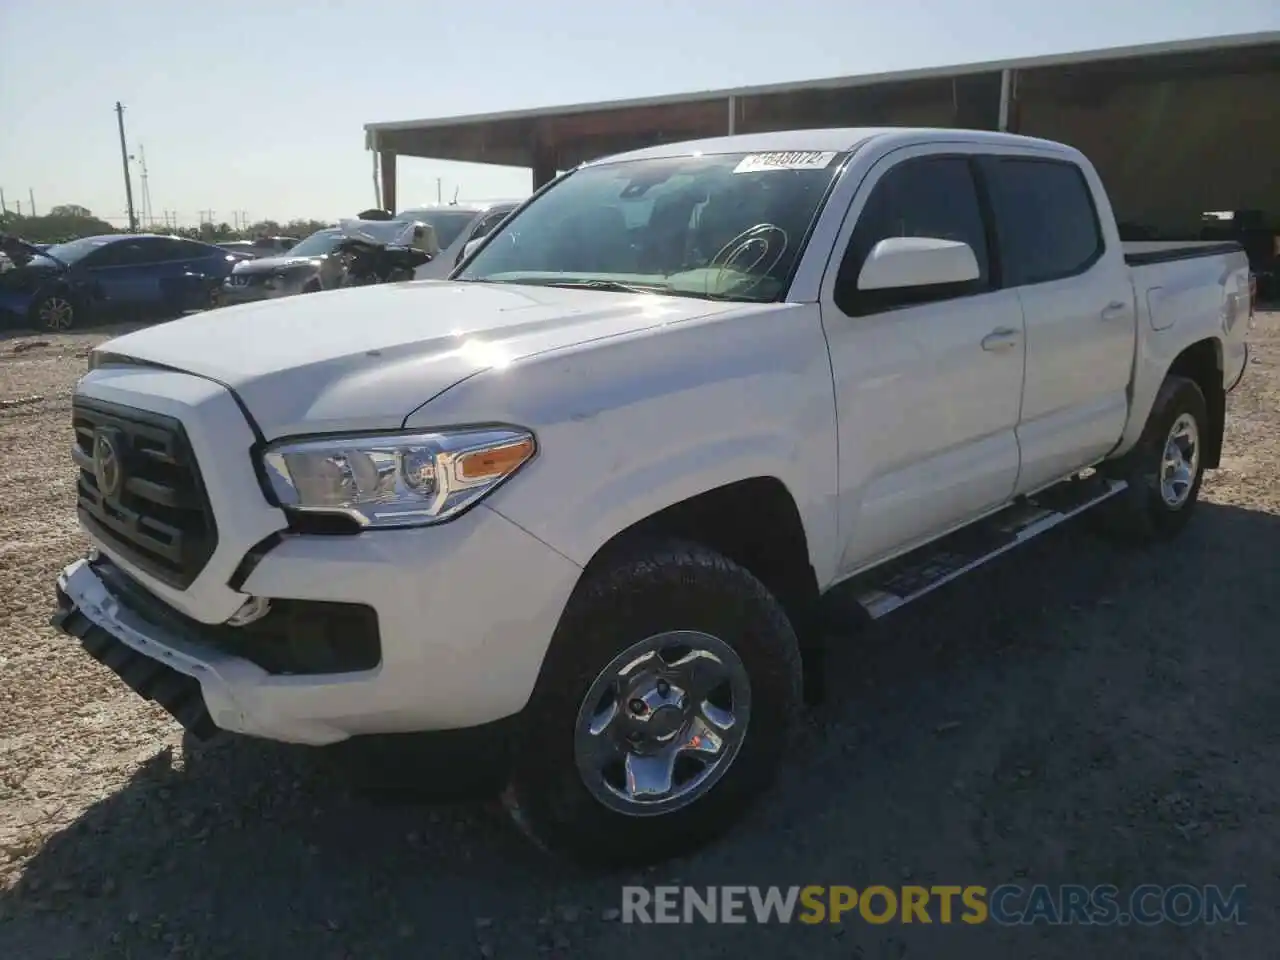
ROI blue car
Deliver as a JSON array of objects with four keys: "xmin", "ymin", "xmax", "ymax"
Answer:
[{"xmin": 0, "ymin": 234, "xmax": 242, "ymax": 331}]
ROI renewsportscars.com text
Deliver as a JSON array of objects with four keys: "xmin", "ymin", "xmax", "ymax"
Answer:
[{"xmin": 621, "ymin": 884, "xmax": 1247, "ymax": 926}]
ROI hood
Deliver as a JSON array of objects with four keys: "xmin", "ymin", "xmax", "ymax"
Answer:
[
  {"xmin": 91, "ymin": 279, "xmax": 750, "ymax": 439},
  {"xmin": 0, "ymin": 235, "xmax": 66, "ymax": 269},
  {"xmin": 232, "ymin": 255, "xmax": 323, "ymax": 274}
]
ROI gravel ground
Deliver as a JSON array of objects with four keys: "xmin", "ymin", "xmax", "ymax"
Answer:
[{"xmin": 1, "ymin": 312, "xmax": 1278, "ymax": 959}]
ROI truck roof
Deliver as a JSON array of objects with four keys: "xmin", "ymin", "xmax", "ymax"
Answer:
[{"xmin": 595, "ymin": 127, "xmax": 1072, "ymax": 165}]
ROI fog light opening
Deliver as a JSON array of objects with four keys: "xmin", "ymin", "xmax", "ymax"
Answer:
[{"xmin": 227, "ymin": 596, "xmax": 272, "ymax": 627}]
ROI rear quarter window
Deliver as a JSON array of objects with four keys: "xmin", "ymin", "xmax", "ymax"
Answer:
[{"xmin": 983, "ymin": 157, "xmax": 1104, "ymax": 287}]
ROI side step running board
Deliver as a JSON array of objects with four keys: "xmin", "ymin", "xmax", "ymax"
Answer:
[{"xmin": 844, "ymin": 474, "xmax": 1128, "ymax": 620}]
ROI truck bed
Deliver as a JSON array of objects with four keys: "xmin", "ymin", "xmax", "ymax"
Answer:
[{"xmin": 1123, "ymin": 240, "xmax": 1244, "ymax": 266}]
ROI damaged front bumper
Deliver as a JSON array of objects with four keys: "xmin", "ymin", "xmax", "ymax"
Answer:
[
  {"xmin": 53, "ymin": 558, "xmax": 220, "ymax": 740},
  {"xmin": 50, "ymin": 557, "xmax": 366, "ymax": 745}
]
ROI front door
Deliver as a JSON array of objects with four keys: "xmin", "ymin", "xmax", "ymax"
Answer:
[
  {"xmin": 819, "ymin": 149, "xmax": 1028, "ymax": 576},
  {"xmin": 80, "ymin": 238, "xmax": 170, "ymax": 317}
]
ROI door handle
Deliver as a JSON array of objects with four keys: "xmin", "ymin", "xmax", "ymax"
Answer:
[
  {"xmin": 1101, "ymin": 300, "xmax": 1128, "ymax": 321},
  {"xmin": 981, "ymin": 328, "xmax": 1021, "ymax": 352}
]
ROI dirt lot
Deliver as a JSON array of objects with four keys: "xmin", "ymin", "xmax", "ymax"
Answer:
[{"xmin": 1, "ymin": 313, "xmax": 1278, "ymax": 959}]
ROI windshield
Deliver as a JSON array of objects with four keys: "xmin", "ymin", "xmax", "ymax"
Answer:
[
  {"xmin": 396, "ymin": 209, "xmax": 481, "ymax": 248},
  {"xmin": 285, "ymin": 230, "xmax": 342, "ymax": 257},
  {"xmin": 43, "ymin": 236, "xmax": 116, "ymax": 264},
  {"xmin": 455, "ymin": 151, "xmax": 845, "ymax": 301}
]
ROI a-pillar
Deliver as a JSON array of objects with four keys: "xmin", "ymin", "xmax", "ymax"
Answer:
[
  {"xmin": 379, "ymin": 151, "xmax": 397, "ymax": 213},
  {"xmin": 532, "ymin": 139, "xmax": 557, "ymax": 191}
]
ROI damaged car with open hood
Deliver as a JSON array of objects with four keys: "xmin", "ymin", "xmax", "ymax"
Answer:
[{"xmin": 220, "ymin": 219, "xmax": 439, "ymax": 304}]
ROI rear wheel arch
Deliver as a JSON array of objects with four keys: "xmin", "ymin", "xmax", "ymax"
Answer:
[{"xmin": 1167, "ymin": 338, "xmax": 1225, "ymax": 468}]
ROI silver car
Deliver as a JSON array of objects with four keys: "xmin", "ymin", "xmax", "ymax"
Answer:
[
  {"xmin": 395, "ymin": 201, "xmax": 524, "ymax": 279},
  {"xmin": 220, "ymin": 229, "xmax": 345, "ymax": 304}
]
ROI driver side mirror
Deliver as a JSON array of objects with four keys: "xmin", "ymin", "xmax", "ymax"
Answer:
[{"xmin": 856, "ymin": 236, "xmax": 980, "ymax": 291}]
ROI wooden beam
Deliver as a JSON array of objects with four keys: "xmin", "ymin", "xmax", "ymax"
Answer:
[{"xmin": 543, "ymin": 100, "xmax": 725, "ymax": 142}]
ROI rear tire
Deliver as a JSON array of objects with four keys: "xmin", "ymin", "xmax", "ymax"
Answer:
[
  {"xmin": 503, "ymin": 539, "xmax": 802, "ymax": 866},
  {"xmin": 1097, "ymin": 375, "xmax": 1208, "ymax": 543}
]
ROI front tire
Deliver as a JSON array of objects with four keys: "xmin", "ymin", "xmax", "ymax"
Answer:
[
  {"xmin": 32, "ymin": 292, "xmax": 76, "ymax": 331},
  {"xmin": 1099, "ymin": 375, "xmax": 1209, "ymax": 542},
  {"xmin": 504, "ymin": 540, "xmax": 803, "ymax": 866}
]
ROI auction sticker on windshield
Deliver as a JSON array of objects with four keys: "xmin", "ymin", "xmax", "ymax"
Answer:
[{"xmin": 733, "ymin": 151, "xmax": 838, "ymax": 174}]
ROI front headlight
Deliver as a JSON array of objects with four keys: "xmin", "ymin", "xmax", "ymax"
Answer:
[{"xmin": 260, "ymin": 427, "xmax": 536, "ymax": 529}]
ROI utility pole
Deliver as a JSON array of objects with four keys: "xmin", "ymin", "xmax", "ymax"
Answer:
[
  {"xmin": 28, "ymin": 189, "xmax": 36, "ymax": 218},
  {"xmin": 437, "ymin": 177, "xmax": 442, "ymax": 204},
  {"xmin": 115, "ymin": 102, "xmax": 138, "ymax": 232},
  {"xmin": 199, "ymin": 208, "xmax": 215, "ymax": 225},
  {"xmin": 0, "ymin": 188, "xmax": 7, "ymax": 216}
]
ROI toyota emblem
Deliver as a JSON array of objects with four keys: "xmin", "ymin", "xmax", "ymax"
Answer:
[{"xmin": 93, "ymin": 430, "xmax": 124, "ymax": 499}]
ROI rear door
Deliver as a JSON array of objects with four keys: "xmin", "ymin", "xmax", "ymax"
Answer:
[
  {"xmin": 819, "ymin": 148, "xmax": 1028, "ymax": 574},
  {"xmin": 158, "ymin": 239, "xmax": 225, "ymax": 312},
  {"xmin": 977, "ymin": 154, "xmax": 1136, "ymax": 493}
]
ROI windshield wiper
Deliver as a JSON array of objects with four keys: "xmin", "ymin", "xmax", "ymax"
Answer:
[{"xmin": 528, "ymin": 278, "xmax": 669, "ymax": 295}]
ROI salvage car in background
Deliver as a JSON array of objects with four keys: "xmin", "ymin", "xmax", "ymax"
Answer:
[
  {"xmin": 222, "ymin": 219, "xmax": 442, "ymax": 303},
  {"xmin": 220, "ymin": 228, "xmax": 347, "ymax": 304},
  {"xmin": 0, "ymin": 233, "xmax": 239, "ymax": 330},
  {"xmin": 394, "ymin": 201, "xmax": 523, "ymax": 279}
]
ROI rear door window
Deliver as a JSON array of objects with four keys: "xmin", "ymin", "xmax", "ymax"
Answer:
[
  {"xmin": 89, "ymin": 240, "xmax": 153, "ymax": 267},
  {"xmin": 982, "ymin": 158, "xmax": 1104, "ymax": 287}
]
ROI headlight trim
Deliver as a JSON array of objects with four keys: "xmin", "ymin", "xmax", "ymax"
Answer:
[{"xmin": 259, "ymin": 425, "xmax": 536, "ymax": 530}]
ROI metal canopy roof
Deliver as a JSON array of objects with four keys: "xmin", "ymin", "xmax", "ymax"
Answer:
[{"xmin": 364, "ymin": 31, "xmax": 1280, "ymax": 168}]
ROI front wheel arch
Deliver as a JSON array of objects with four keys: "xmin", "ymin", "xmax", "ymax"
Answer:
[{"xmin": 550, "ymin": 476, "xmax": 827, "ymax": 705}]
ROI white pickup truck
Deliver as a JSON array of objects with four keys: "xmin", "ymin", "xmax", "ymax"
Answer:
[{"xmin": 53, "ymin": 128, "xmax": 1252, "ymax": 865}]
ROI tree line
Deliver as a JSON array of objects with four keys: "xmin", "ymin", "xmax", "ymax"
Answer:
[{"xmin": 0, "ymin": 204, "xmax": 334, "ymax": 245}]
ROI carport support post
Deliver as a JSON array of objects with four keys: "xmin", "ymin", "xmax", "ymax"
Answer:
[
  {"xmin": 998, "ymin": 68, "xmax": 1017, "ymax": 132},
  {"xmin": 379, "ymin": 151, "xmax": 397, "ymax": 214},
  {"xmin": 532, "ymin": 139, "xmax": 557, "ymax": 191}
]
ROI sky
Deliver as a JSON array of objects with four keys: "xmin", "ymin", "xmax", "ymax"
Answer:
[{"xmin": 1, "ymin": 0, "xmax": 1277, "ymax": 229}]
